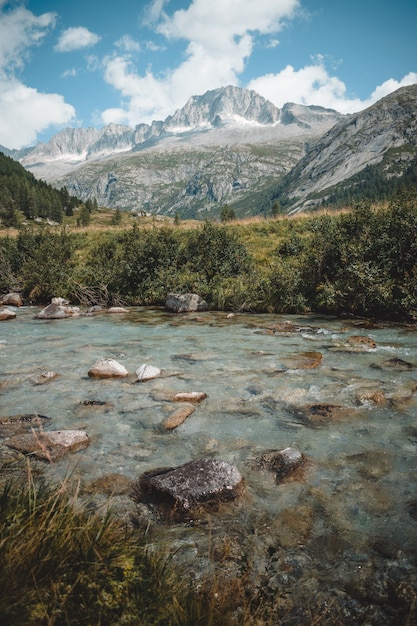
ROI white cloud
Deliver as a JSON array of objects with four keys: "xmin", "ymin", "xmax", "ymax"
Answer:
[
  {"xmin": 62, "ymin": 67, "xmax": 78, "ymax": 78},
  {"xmin": 0, "ymin": 3, "xmax": 56, "ymax": 70},
  {"xmin": 55, "ymin": 26, "xmax": 101, "ymax": 52},
  {"xmin": 0, "ymin": 3, "xmax": 75, "ymax": 149},
  {"xmin": 101, "ymin": 0, "xmax": 300, "ymax": 125},
  {"xmin": 115, "ymin": 35, "xmax": 141, "ymax": 53},
  {"xmin": 0, "ymin": 77, "xmax": 75, "ymax": 149},
  {"xmin": 247, "ymin": 61, "xmax": 417, "ymax": 114}
]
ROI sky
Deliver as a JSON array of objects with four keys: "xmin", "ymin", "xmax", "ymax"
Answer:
[{"xmin": 0, "ymin": 0, "xmax": 416, "ymax": 150}]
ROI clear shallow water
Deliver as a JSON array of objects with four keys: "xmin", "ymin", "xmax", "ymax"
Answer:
[{"xmin": 1, "ymin": 306, "xmax": 417, "ymax": 617}]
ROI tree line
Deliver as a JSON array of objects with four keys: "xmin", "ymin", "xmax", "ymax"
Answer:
[{"xmin": 0, "ymin": 152, "xmax": 82, "ymax": 227}]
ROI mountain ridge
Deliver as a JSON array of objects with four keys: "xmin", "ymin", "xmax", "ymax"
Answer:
[
  {"xmin": 2, "ymin": 84, "xmax": 416, "ymax": 219},
  {"xmin": 278, "ymin": 84, "xmax": 417, "ymax": 213}
]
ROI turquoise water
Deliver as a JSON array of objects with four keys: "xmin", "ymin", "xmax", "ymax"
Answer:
[{"xmin": 1, "ymin": 306, "xmax": 417, "ymax": 614}]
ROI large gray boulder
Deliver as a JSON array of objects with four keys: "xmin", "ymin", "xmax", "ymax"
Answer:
[
  {"xmin": 138, "ymin": 458, "xmax": 244, "ymax": 518},
  {"xmin": 165, "ymin": 293, "xmax": 208, "ymax": 313},
  {"xmin": 36, "ymin": 302, "xmax": 80, "ymax": 319}
]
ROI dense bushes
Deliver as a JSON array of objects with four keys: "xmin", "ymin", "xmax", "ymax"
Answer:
[{"xmin": 1, "ymin": 192, "xmax": 417, "ymax": 319}]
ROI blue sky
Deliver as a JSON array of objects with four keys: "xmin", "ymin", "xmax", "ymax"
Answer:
[{"xmin": 1, "ymin": 0, "xmax": 416, "ymax": 149}]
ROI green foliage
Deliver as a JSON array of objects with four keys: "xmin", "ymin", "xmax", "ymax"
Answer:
[
  {"xmin": 184, "ymin": 221, "xmax": 251, "ymax": 283},
  {"xmin": 220, "ymin": 204, "xmax": 236, "ymax": 222},
  {"xmin": 17, "ymin": 228, "xmax": 75, "ymax": 301},
  {"xmin": 2, "ymin": 191, "xmax": 417, "ymax": 319}
]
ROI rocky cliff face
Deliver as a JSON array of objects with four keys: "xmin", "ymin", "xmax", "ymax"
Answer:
[
  {"xmin": 9, "ymin": 86, "xmax": 341, "ymax": 218},
  {"xmin": 279, "ymin": 84, "xmax": 417, "ymax": 213}
]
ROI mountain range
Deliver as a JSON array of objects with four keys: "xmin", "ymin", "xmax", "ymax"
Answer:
[{"xmin": 2, "ymin": 83, "xmax": 417, "ymax": 218}]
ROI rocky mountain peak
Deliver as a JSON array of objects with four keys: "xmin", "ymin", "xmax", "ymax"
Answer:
[{"xmin": 164, "ymin": 85, "xmax": 281, "ymax": 129}]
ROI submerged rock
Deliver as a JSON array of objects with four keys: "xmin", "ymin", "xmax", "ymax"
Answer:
[
  {"xmin": 294, "ymin": 403, "xmax": 352, "ymax": 426},
  {"xmin": 374, "ymin": 357, "xmax": 415, "ymax": 371},
  {"xmin": 0, "ymin": 413, "xmax": 51, "ymax": 437},
  {"xmin": 163, "ymin": 404, "xmax": 196, "ymax": 430},
  {"xmin": 88, "ymin": 358, "xmax": 128, "ymax": 378},
  {"xmin": 347, "ymin": 335, "xmax": 377, "ymax": 350},
  {"xmin": 281, "ymin": 351, "xmax": 323, "ymax": 370},
  {"xmin": 151, "ymin": 389, "xmax": 208, "ymax": 403},
  {"xmin": 165, "ymin": 292, "xmax": 208, "ymax": 313},
  {"xmin": 5, "ymin": 429, "xmax": 90, "ymax": 462},
  {"xmin": 83, "ymin": 473, "xmax": 132, "ymax": 496},
  {"xmin": 254, "ymin": 447, "xmax": 306, "ymax": 483},
  {"xmin": 136, "ymin": 458, "xmax": 244, "ymax": 519}
]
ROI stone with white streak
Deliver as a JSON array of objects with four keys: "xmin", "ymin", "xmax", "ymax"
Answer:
[{"xmin": 136, "ymin": 364, "xmax": 161, "ymax": 382}]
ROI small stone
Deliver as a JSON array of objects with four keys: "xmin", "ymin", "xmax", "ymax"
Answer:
[
  {"xmin": 136, "ymin": 364, "xmax": 161, "ymax": 382},
  {"xmin": 88, "ymin": 358, "xmax": 129, "ymax": 378},
  {"xmin": 34, "ymin": 371, "xmax": 59, "ymax": 385},
  {"xmin": 107, "ymin": 307, "xmax": 129, "ymax": 314},
  {"xmin": 255, "ymin": 447, "xmax": 306, "ymax": 483},
  {"xmin": 174, "ymin": 391, "xmax": 208, "ymax": 403}
]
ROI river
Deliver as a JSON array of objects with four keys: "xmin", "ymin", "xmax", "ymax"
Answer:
[{"xmin": 1, "ymin": 306, "xmax": 417, "ymax": 622}]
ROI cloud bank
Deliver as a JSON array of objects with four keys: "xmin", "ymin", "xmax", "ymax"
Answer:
[
  {"xmin": 0, "ymin": 2, "xmax": 75, "ymax": 149},
  {"xmin": 0, "ymin": 0, "xmax": 416, "ymax": 149}
]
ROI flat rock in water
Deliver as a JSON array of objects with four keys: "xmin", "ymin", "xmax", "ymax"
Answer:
[
  {"xmin": 376, "ymin": 357, "xmax": 415, "ymax": 371},
  {"xmin": 83, "ymin": 473, "xmax": 132, "ymax": 495},
  {"xmin": 294, "ymin": 403, "xmax": 352, "ymax": 426},
  {"xmin": 0, "ymin": 413, "xmax": 51, "ymax": 437},
  {"xmin": 281, "ymin": 351, "xmax": 323, "ymax": 370},
  {"xmin": 88, "ymin": 357, "xmax": 129, "ymax": 378},
  {"xmin": 163, "ymin": 404, "xmax": 196, "ymax": 430},
  {"xmin": 136, "ymin": 364, "xmax": 161, "ymax": 382},
  {"xmin": 5, "ymin": 429, "xmax": 90, "ymax": 462},
  {"xmin": 347, "ymin": 335, "xmax": 377, "ymax": 350},
  {"xmin": 138, "ymin": 458, "xmax": 244, "ymax": 518},
  {"xmin": 0, "ymin": 308, "xmax": 16, "ymax": 321}
]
